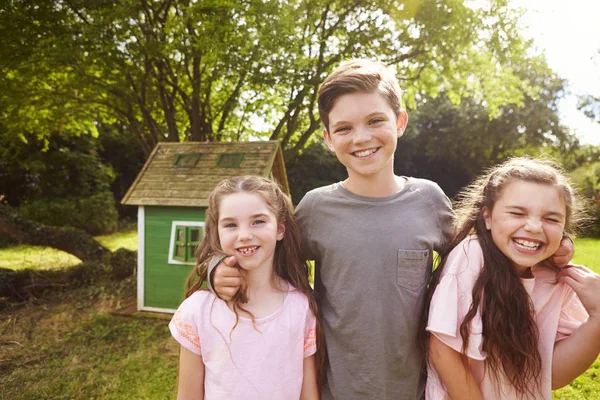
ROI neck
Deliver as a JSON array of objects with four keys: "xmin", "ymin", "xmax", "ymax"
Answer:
[
  {"xmin": 344, "ymin": 172, "xmax": 406, "ymax": 197},
  {"xmin": 516, "ymin": 266, "xmax": 534, "ymax": 278},
  {"xmin": 245, "ymin": 261, "xmax": 281, "ymax": 293}
]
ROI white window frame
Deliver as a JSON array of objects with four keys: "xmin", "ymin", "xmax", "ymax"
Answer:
[{"xmin": 168, "ymin": 221, "xmax": 205, "ymax": 265}]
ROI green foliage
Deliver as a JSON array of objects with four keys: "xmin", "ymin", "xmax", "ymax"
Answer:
[
  {"xmin": 19, "ymin": 192, "xmax": 118, "ymax": 236},
  {"xmin": 395, "ymin": 66, "xmax": 573, "ymax": 197},
  {"xmin": 96, "ymin": 123, "xmax": 147, "ymax": 219},
  {"xmin": 579, "ymin": 94, "xmax": 600, "ymax": 125},
  {"xmin": 0, "ymin": 0, "xmax": 561, "ymax": 160},
  {"xmin": 0, "ymin": 128, "xmax": 120, "ymax": 234},
  {"xmin": 286, "ymin": 138, "xmax": 346, "ymax": 204},
  {"xmin": 570, "ymin": 162, "xmax": 600, "ymax": 236},
  {"xmin": 0, "ymin": 129, "xmax": 115, "ymax": 203}
]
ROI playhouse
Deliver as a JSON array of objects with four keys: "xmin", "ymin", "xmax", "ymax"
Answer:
[{"xmin": 121, "ymin": 141, "xmax": 289, "ymax": 313}]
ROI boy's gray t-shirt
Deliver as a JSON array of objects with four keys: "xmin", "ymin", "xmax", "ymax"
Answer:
[{"xmin": 295, "ymin": 178, "xmax": 454, "ymax": 400}]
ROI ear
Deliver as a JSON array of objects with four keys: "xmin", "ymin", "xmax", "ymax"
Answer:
[
  {"xmin": 323, "ymin": 128, "xmax": 335, "ymax": 151},
  {"xmin": 396, "ymin": 110, "xmax": 408, "ymax": 139},
  {"xmin": 276, "ymin": 222, "xmax": 285, "ymax": 241},
  {"xmin": 482, "ymin": 206, "xmax": 492, "ymax": 230}
]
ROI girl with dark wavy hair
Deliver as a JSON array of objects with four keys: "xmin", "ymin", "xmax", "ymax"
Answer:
[
  {"xmin": 420, "ymin": 157, "xmax": 600, "ymax": 399},
  {"xmin": 169, "ymin": 176, "xmax": 324, "ymax": 400}
]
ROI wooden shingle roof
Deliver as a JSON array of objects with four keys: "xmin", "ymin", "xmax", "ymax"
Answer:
[{"xmin": 121, "ymin": 141, "xmax": 289, "ymax": 207}]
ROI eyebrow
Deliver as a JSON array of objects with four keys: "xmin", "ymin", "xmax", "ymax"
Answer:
[
  {"xmin": 219, "ymin": 213, "xmax": 270, "ymax": 223},
  {"xmin": 330, "ymin": 112, "xmax": 387, "ymax": 129}
]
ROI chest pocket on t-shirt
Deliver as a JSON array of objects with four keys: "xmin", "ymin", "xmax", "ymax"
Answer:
[{"xmin": 397, "ymin": 249, "xmax": 429, "ymax": 292}]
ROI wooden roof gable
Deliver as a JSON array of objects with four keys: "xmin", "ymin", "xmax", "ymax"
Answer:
[{"xmin": 121, "ymin": 141, "xmax": 289, "ymax": 207}]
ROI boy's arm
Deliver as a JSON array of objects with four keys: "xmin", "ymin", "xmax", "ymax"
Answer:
[
  {"xmin": 552, "ymin": 265, "xmax": 600, "ymax": 389},
  {"xmin": 300, "ymin": 355, "xmax": 319, "ymax": 400},
  {"xmin": 177, "ymin": 346, "xmax": 205, "ymax": 400},
  {"xmin": 429, "ymin": 335, "xmax": 483, "ymax": 400}
]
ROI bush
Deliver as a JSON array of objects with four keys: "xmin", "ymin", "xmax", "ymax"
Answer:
[
  {"xmin": 0, "ymin": 232, "xmax": 17, "ymax": 248},
  {"xmin": 570, "ymin": 162, "xmax": 600, "ymax": 237},
  {"xmin": 19, "ymin": 192, "xmax": 119, "ymax": 235}
]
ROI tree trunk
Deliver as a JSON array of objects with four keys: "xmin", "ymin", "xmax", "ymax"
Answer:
[{"xmin": 0, "ymin": 204, "xmax": 110, "ymax": 262}]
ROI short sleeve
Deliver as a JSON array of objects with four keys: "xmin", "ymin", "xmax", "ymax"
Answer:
[
  {"xmin": 303, "ymin": 308, "xmax": 317, "ymax": 358},
  {"xmin": 432, "ymin": 186, "xmax": 455, "ymax": 252},
  {"xmin": 426, "ymin": 239, "xmax": 486, "ymax": 360},
  {"xmin": 419, "ymin": 180, "xmax": 455, "ymax": 252},
  {"xmin": 556, "ymin": 288, "xmax": 589, "ymax": 342},
  {"xmin": 169, "ymin": 295, "xmax": 202, "ymax": 356}
]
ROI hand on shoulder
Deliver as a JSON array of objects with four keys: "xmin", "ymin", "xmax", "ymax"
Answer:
[
  {"xmin": 558, "ymin": 264, "xmax": 600, "ymax": 318},
  {"xmin": 213, "ymin": 255, "xmax": 243, "ymax": 301}
]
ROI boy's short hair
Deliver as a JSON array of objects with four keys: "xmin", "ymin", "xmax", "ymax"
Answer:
[{"xmin": 317, "ymin": 59, "xmax": 404, "ymax": 131}]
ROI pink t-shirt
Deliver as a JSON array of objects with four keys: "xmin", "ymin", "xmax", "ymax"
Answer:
[
  {"xmin": 426, "ymin": 236, "xmax": 588, "ymax": 399},
  {"xmin": 169, "ymin": 283, "xmax": 317, "ymax": 400}
]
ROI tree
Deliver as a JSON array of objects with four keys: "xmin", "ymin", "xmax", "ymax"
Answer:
[
  {"xmin": 1, "ymin": 0, "xmax": 549, "ymax": 160},
  {"xmin": 579, "ymin": 95, "xmax": 600, "ymax": 126},
  {"xmin": 395, "ymin": 59, "xmax": 575, "ymax": 196}
]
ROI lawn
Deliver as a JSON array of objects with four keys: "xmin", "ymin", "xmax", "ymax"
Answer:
[
  {"xmin": 0, "ymin": 229, "xmax": 138, "ymax": 271},
  {"xmin": 0, "ymin": 278, "xmax": 178, "ymax": 399},
  {"xmin": 0, "ymin": 234, "xmax": 599, "ymax": 399},
  {"xmin": 553, "ymin": 237, "xmax": 600, "ymax": 400}
]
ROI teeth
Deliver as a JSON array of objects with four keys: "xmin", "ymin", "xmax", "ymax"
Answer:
[
  {"xmin": 513, "ymin": 239, "xmax": 541, "ymax": 250},
  {"xmin": 354, "ymin": 148, "xmax": 377, "ymax": 157},
  {"xmin": 237, "ymin": 246, "xmax": 258, "ymax": 255}
]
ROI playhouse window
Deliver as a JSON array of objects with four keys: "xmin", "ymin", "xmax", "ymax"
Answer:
[
  {"xmin": 172, "ymin": 153, "xmax": 201, "ymax": 168},
  {"xmin": 169, "ymin": 222, "xmax": 205, "ymax": 265},
  {"xmin": 216, "ymin": 152, "xmax": 244, "ymax": 168}
]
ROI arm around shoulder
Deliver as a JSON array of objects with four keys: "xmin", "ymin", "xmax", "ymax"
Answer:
[{"xmin": 552, "ymin": 265, "xmax": 600, "ymax": 388}]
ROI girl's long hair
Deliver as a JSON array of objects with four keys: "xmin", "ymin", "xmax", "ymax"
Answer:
[
  {"xmin": 184, "ymin": 175, "xmax": 326, "ymax": 388},
  {"xmin": 419, "ymin": 157, "xmax": 587, "ymax": 398}
]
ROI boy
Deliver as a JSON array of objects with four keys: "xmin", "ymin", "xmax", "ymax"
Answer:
[{"xmin": 209, "ymin": 59, "xmax": 572, "ymax": 399}]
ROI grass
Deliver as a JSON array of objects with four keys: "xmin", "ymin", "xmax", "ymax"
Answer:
[
  {"xmin": 0, "ymin": 278, "xmax": 178, "ymax": 399},
  {"xmin": 571, "ymin": 237, "xmax": 600, "ymax": 273},
  {"xmin": 0, "ymin": 234, "xmax": 598, "ymax": 398},
  {"xmin": 94, "ymin": 229, "xmax": 138, "ymax": 252},
  {"xmin": 552, "ymin": 237, "xmax": 600, "ymax": 399},
  {"xmin": 0, "ymin": 229, "xmax": 137, "ymax": 271}
]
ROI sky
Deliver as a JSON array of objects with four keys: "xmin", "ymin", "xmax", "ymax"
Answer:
[{"xmin": 511, "ymin": 0, "xmax": 600, "ymax": 145}]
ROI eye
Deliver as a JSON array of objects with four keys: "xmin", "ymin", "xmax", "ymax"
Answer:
[
  {"xmin": 544, "ymin": 217, "xmax": 561, "ymax": 223},
  {"xmin": 370, "ymin": 118, "xmax": 384, "ymax": 124},
  {"xmin": 334, "ymin": 126, "xmax": 350, "ymax": 134},
  {"xmin": 223, "ymin": 222, "xmax": 237, "ymax": 228},
  {"xmin": 253, "ymin": 219, "xmax": 266, "ymax": 225},
  {"xmin": 508, "ymin": 211, "xmax": 524, "ymax": 216}
]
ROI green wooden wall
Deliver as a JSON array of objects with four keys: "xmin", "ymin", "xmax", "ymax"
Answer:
[{"xmin": 144, "ymin": 206, "xmax": 205, "ymax": 309}]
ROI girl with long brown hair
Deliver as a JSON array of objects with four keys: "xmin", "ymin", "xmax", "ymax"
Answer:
[
  {"xmin": 169, "ymin": 176, "xmax": 324, "ymax": 400},
  {"xmin": 421, "ymin": 157, "xmax": 600, "ymax": 399}
]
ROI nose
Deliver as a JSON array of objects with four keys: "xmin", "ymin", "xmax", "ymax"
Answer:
[
  {"xmin": 352, "ymin": 125, "xmax": 372, "ymax": 144},
  {"xmin": 524, "ymin": 218, "xmax": 542, "ymax": 233},
  {"xmin": 238, "ymin": 225, "xmax": 253, "ymax": 241}
]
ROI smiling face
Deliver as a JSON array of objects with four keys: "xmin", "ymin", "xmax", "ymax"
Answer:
[
  {"xmin": 323, "ymin": 91, "xmax": 407, "ymax": 185},
  {"xmin": 217, "ymin": 192, "xmax": 285, "ymax": 273},
  {"xmin": 483, "ymin": 179, "xmax": 566, "ymax": 275}
]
